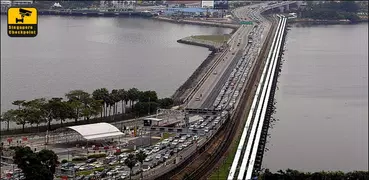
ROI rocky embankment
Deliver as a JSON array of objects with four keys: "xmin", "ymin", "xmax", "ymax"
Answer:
[{"xmin": 171, "ymin": 50, "xmax": 218, "ymax": 105}]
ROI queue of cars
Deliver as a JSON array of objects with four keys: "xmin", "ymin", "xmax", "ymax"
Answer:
[{"xmin": 213, "ymin": 21, "xmax": 265, "ymax": 116}]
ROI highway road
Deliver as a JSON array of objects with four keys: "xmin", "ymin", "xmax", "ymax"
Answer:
[
  {"xmin": 186, "ymin": 25, "xmax": 253, "ymax": 109},
  {"xmin": 187, "ymin": 4, "xmax": 273, "ymax": 110}
]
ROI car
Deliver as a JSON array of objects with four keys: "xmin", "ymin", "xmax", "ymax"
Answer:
[
  {"xmin": 119, "ymin": 153, "xmax": 128, "ymax": 158},
  {"xmin": 142, "ymin": 165, "xmax": 151, "ymax": 172},
  {"xmin": 182, "ymin": 143, "xmax": 189, "ymax": 148},
  {"xmin": 204, "ymin": 127, "xmax": 210, "ymax": 133},
  {"xmin": 152, "ymin": 147, "xmax": 160, "ymax": 153},
  {"xmin": 144, "ymin": 156, "xmax": 153, "ymax": 162},
  {"xmin": 155, "ymin": 154, "xmax": 162, "ymax": 159},
  {"xmin": 86, "ymin": 158, "xmax": 97, "ymax": 163},
  {"xmin": 172, "ymin": 139, "xmax": 179, "ymax": 146},
  {"xmin": 164, "ymin": 153, "xmax": 170, "ymax": 159},
  {"xmin": 167, "ymin": 137, "xmax": 174, "ymax": 142}
]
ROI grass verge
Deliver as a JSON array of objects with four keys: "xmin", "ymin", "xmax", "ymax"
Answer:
[
  {"xmin": 77, "ymin": 167, "xmax": 105, "ymax": 176},
  {"xmin": 208, "ymin": 138, "xmax": 240, "ymax": 180}
]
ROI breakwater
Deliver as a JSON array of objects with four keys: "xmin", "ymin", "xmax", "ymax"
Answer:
[{"xmin": 177, "ymin": 37, "xmax": 219, "ymax": 51}]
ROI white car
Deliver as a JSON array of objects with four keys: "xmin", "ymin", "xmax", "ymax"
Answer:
[
  {"xmin": 144, "ymin": 156, "xmax": 153, "ymax": 162},
  {"xmin": 156, "ymin": 154, "xmax": 162, "ymax": 159},
  {"xmin": 152, "ymin": 147, "xmax": 160, "ymax": 153}
]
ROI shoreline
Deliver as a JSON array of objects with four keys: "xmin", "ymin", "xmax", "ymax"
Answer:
[
  {"xmin": 0, "ymin": 13, "xmax": 239, "ymax": 134},
  {"xmin": 152, "ymin": 16, "xmax": 240, "ymax": 29},
  {"xmin": 288, "ymin": 18, "xmax": 369, "ymax": 26}
]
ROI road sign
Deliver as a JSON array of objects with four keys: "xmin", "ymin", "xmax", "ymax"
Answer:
[
  {"xmin": 7, "ymin": 7, "xmax": 38, "ymax": 37},
  {"xmin": 240, "ymin": 21, "xmax": 253, "ymax": 25}
]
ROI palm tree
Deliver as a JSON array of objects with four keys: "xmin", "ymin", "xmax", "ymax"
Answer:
[
  {"xmin": 135, "ymin": 150, "xmax": 147, "ymax": 180},
  {"xmin": 81, "ymin": 99, "xmax": 102, "ymax": 121},
  {"xmin": 1, "ymin": 109, "xmax": 16, "ymax": 131},
  {"xmin": 127, "ymin": 88, "xmax": 140, "ymax": 110},
  {"xmin": 92, "ymin": 88, "xmax": 106, "ymax": 118},
  {"xmin": 118, "ymin": 89, "xmax": 127, "ymax": 114},
  {"xmin": 124, "ymin": 154, "xmax": 137, "ymax": 180},
  {"xmin": 110, "ymin": 89, "xmax": 120, "ymax": 119}
]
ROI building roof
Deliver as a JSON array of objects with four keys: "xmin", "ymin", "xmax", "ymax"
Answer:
[{"xmin": 66, "ymin": 122, "xmax": 124, "ymax": 140}]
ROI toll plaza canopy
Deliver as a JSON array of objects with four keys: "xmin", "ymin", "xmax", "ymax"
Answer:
[{"xmin": 66, "ymin": 122, "xmax": 124, "ymax": 140}]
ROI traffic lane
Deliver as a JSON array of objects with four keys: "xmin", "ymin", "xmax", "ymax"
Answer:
[
  {"xmin": 186, "ymin": 49, "xmax": 232, "ymax": 108},
  {"xmin": 201, "ymin": 48, "xmax": 244, "ymax": 108},
  {"xmin": 187, "ymin": 47, "xmax": 235, "ymax": 108},
  {"xmin": 201, "ymin": 27, "xmax": 253, "ymax": 108},
  {"xmin": 188, "ymin": 27, "xmax": 249, "ymax": 108},
  {"xmin": 142, "ymin": 141, "xmax": 198, "ymax": 178}
]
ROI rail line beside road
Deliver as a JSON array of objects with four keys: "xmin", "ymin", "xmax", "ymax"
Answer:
[{"xmin": 227, "ymin": 15, "xmax": 287, "ymax": 180}]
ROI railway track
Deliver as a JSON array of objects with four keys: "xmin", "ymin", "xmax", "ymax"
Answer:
[{"xmin": 227, "ymin": 15, "xmax": 287, "ymax": 180}]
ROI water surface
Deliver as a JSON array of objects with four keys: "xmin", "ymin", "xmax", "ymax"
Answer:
[{"xmin": 263, "ymin": 23, "xmax": 368, "ymax": 172}]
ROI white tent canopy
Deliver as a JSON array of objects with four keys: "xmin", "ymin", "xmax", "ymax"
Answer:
[{"xmin": 66, "ymin": 122, "xmax": 124, "ymax": 140}]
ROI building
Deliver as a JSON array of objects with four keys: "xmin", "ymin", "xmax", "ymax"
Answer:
[{"xmin": 100, "ymin": 0, "xmax": 136, "ymax": 10}]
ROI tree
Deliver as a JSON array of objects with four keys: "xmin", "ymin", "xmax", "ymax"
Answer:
[
  {"xmin": 81, "ymin": 99, "xmax": 102, "ymax": 121},
  {"xmin": 118, "ymin": 89, "xmax": 127, "ymax": 114},
  {"xmin": 13, "ymin": 146, "xmax": 54, "ymax": 180},
  {"xmin": 138, "ymin": 91, "xmax": 158, "ymax": 103},
  {"xmin": 1, "ymin": 109, "xmax": 16, "ymax": 131},
  {"xmin": 42, "ymin": 98, "xmax": 65, "ymax": 130},
  {"xmin": 127, "ymin": 88, "xmax": 140, "ymax": 110},
  {"xmin": 110, "ymin": 89, "xmax": 120, "ymax": 119},
  {"xmin": 65, "ymin": 90, "xmax": 90, "ymax": 121},
  {"xmin": 124, "ymin": 154, "xmax": 137, "ymax": 180},
  {"xmin": 92, "ymin": 88, "xmax": 109, "ymax": 118},
  {"xmin": 24, "ymin": 98, "xmax": 47, "ymax": 129},
  {"xmin": 158, "ymin": 98, "xmax": 174, "ymax": 109},
  {"xmin": 37, "ymin": 149, "xmax": 59, "ymax": 175},
  {"xmin": 12, "ymin": 100, "xmax": 25, "ymax": 110},
  {"xmin": 135, "ymin": 150, "xmax": 147, "ymax": 180}
]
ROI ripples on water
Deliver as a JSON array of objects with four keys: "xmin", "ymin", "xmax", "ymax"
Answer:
[
  {"xmin": 0, "ymin": 15, "xmax": 231, "ymax": 128},
  {"xmin": 264, "ymin": 23, "xmax": 368, "ymax": 172}
]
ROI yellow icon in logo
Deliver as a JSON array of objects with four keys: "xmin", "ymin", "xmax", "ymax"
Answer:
[{"xmin": 7, "ymin": 7, "xmax": 38, "ymax": 37}]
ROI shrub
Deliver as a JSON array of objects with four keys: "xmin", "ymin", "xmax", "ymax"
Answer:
[
  {"xmin": 72, "ymin": 157, "xmax": 87, "ymax": 162},
  {"xmin": 61, "ymin": 159, "xmax": 68, "ymax": 164},
  {"xmin": 87, "ymin": 153, "xmax": 107, "ymax": 159}
]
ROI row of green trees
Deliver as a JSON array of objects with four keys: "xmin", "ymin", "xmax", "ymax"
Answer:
[
  {"xmin": 259, "ymin": 169, "xmax": 369, "ymax": 180},
  {"xmin": 300, "ymin": 1, "xmax": 361, "ymax": 22},
  {"xmin": 1, "ymin": 88, "xmax": 173, "ymax": 132}
]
